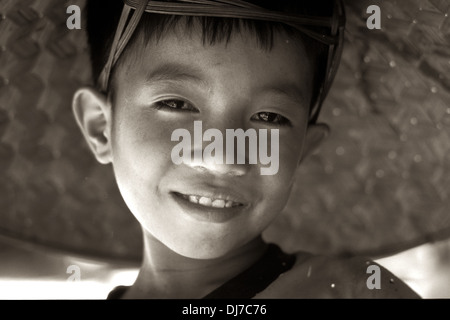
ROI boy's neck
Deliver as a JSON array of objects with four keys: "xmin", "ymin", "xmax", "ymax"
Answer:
[{"xmin": 123, "ymin": 232, "xmax": 268, "ymax": 299}]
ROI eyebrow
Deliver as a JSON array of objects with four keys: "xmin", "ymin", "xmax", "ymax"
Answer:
[
  {"xmin": 260, "ymin": 83, "xmax": 308, "ymax": 107},
  {"xmin": 143, "ymin": 62, "xmax": 209, "ymax": 87}
]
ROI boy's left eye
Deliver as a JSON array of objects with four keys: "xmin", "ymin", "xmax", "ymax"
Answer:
[{"xmin": 251, "ymin": 112, "xmax": 290, "ymax": 126}]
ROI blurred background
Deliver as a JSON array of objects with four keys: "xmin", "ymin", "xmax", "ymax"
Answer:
[{"xmin": 0, "ymin": 0, "xmax": 449, "ymax": 298}]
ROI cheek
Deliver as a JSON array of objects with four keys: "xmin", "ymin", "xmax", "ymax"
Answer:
[
  {"xmin": 112, "ymin": 110, "xmax": 174, "ymax": 169},
  {"xmin": 277, "ymin": 131, "xmax": 304, "ymax": 175},
  {"xmin": 109, "ymin": 110, "xmax": 176, "ymax": 210},
  {"xmin": 259, "ymin": 171, "xmax": 294, "ymax": 210},
  {"xmin": 254, "ymin": 138, "xmax": 302, "ymax": 215}
]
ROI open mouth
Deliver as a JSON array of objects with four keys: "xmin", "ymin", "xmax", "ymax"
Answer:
[{"xmin": 174, "ymin": 192, "xmax": 243, "ymax": 209}]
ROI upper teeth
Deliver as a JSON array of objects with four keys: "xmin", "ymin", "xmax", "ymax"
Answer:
[{"xmin": 185, "ymin": 195, "xmax": 240, "ymax": 208}]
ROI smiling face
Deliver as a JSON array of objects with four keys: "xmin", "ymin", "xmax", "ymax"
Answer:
[{"xmin": 101, "ymin": 25, "xmax": 314, "ymax": 259}]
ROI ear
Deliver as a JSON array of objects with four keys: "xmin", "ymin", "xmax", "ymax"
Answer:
[
  {"xmin": 300, "ymin": 123, "xmax": 330, "ymax": 162},
  {"xmin": 72, "ymin": 87, "xmax": 112, "ymax": 164}
]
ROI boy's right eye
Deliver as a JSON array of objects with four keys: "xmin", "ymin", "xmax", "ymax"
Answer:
[{"xmin": 153, "ymin": 99, "xmax": 198, "ymax": 112}]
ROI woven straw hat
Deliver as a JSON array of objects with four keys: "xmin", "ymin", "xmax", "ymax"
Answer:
[{"xmin": 0, "ymin": 0, "xmax": 449, "ymax": 262}]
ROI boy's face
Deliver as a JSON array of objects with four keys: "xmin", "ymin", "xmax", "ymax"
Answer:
[{"xmin": 100, "ymin": 26, "xmax": 314, "ymax": 259}]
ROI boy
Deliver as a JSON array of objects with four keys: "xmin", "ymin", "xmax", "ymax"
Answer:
[{"xmin": 72, "ymin": 0, "xmax": 420, "ymax": 298}]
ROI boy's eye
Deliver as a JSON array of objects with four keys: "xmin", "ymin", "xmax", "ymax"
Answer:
[
  {"xmin": 251, "ymin": 112, "xmax": 290, "ymax": 126},
  {"xmin": 154, "ymin": 99, "xmax": 198, "ymax": 112}
]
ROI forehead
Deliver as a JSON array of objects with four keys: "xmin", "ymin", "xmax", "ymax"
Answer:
[{"xmin": 114, "ymin": 26, "xmax": 313, "ymax": 103}]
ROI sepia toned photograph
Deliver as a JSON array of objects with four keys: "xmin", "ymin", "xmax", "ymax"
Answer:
[{"xmin": 0, "ymin": 0, "xmax": 449, "ymax": 305}]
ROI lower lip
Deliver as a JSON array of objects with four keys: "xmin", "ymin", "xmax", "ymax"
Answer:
[{"xmin": 171, "ymin": 192, "xmax": 246, "ymax": 223}]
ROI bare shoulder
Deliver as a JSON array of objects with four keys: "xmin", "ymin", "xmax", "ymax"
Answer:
[{"xmin": 254, "ymin": 251, "xmax": 421, "ymax": 299}]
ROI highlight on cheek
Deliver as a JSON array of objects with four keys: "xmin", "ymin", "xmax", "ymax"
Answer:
[{"xmin": 170, "ymin": 121, "xmax": 279, "ymax": 175}]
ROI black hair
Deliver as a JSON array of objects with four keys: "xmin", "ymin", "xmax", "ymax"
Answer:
[{"xmin": 86, "ymin": 0, "xmax": 334, "ymax": 108}]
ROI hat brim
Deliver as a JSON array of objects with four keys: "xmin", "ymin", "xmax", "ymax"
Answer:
[{"xmin": 0, "ymin": 0, "xmax": 449, "ymax": 262}]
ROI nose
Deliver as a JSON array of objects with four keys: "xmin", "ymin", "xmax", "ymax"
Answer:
[
  {"xmin": 189, "ymin": 152, "xmax": 249, "ymax": 176},
  {"xmin": 186, "ymin": 121, "xmax": 251, "ymax": 177}
]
